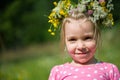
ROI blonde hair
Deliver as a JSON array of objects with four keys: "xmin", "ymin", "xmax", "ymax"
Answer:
[{"xmin": 60, "ymin": 10, "xmax": 101, "ymax": 50}]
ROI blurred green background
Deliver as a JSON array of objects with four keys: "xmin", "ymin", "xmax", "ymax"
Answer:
[{"xmin": 0, "ymin": 0, "xmax": 120, "ymax": 80}]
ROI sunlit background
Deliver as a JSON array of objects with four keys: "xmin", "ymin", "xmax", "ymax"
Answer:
[{"xmin": 0, "ymin": 0, "xmax": 120, "ymax": 80}]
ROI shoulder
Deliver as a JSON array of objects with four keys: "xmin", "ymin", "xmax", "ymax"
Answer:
[
  {"xmin": 98, "ymin": 62, "xmax": 120, "ymax": 79},
  {"xmin": 50, "ymin": 63, "xmax": 69, "ymax": 72},
  {"xmin": 49, "ymin": 63, "xmax": 70, "ymax": 80},
  {"xmin": 96, "ymin": 62, "xmax": 120, "ymax": 78},
  {"xmin": 95, "ymin": 62, "xmax": 120, "ymax": 74},
  {"xmin": 99, "ymin": 62, "xmax": 119, "ymax": 69},
  {"xmin": 96, "ymin": 62, "xmax": 119, "ymax": 70}
]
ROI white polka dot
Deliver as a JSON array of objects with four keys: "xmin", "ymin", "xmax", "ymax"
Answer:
[
  {"xmin": 112, "ymin": 65, "xmax": 115, "ymax": 68},
  {"xmin": 87, "ymin": 74, "xmax": 91, "ymax": 77},
  {"xmin": 52, "ymin": 77, "xmax": 55, "ymax": 80},
  {"xmin": 94, "ymin": 70, "xmax": 98, "ymax": 74},
  {"xmin": 60, "ymin": 71, "xmax": 63, "ymax": 74},
  {"xmin": 75, "ymin": 68, "xmax": 79, "ymax": 72},
  {"xmin": 93, "ymin": 78, "xmax": 97, "ymax": 80},
  {"xmin": 100, "ymin": 75, "xmax": 103, "ymax": 78},
  {"xmin": 55, "ymin": 69, "xmax": 59, "ymax": 72},
  {"xmin": 109, "ymin": 70, "xmax": 113, "ymax": 73},
  {"xmin": 104, "ymin": 66, "xmax": 107, "ymax": 69},
  {"xmin": 119, "ymin": 78, "xmax": 120, "ymax": 80},
  {"xmin": 63, "ymin": 71, "xmax": 67, "ymax": 74},
  {"xmin": 88, "ymin": 67, "xmax": 91, "ymax": 69},
  {"xmin": 73, "ymin": 75, "xmax": 78, "ymax": 78},
  {"xmin": 70, "ymin": 67, "xmax": 74, "ymax": 70},
  {"xmin": 100, "ymin": 68, "xmax": 104, "ymax": 70},
  {"xmin": 81, "ymin": 71, "xmax": 84, "ymax": 74},
  {"xmin": 68, "ymin": 73, "xmax": 72, "ymax": 75}
]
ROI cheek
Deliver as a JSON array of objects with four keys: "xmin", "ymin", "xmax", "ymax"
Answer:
[
  {"xmin": 87, "ymin": 42, "xmax": 96, "ymax": 51},
  {"xmin": 66, "ymin": 44, "xmax": 76, "ymax": 54}
]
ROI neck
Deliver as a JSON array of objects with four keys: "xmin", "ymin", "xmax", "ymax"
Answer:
[{"xmin": 71, "ymin": 57, "xmax": 98, "ymax": 66}]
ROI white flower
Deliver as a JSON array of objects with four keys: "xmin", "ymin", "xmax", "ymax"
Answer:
[
  {"xmin": 77, "ymin": 4, "xmax": 86, "ymax": 12},
  {"xmin": 81, "ymin": 0, "xmax": 91, "ymax": 4},
  {"xmin": 93, "ymin": 0, "xmax": 99, "ymax": 9}
]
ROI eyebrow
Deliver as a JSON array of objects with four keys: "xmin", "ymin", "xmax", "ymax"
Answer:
[
  {"xmin": 84, "ymin": 32, "xmax": 93, "ymax": 35},
  {"xmin": 66, "ymin": 35, "xmax": 76, "ymax": 39}
]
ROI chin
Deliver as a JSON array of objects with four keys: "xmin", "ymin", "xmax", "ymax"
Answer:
[{"xmin": 75, "ymin": 59, "xmax": 89, "ymax": 65}]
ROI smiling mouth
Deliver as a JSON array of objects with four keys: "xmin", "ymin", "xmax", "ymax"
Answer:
[
  {"xmin": 74, "ymin": 53, "xmax": 89, "ymax": 58},
  {"xmin": 75, "ymin": 48, "xmax": 90, "ymax": 56},
  {"xmin": 75, "ymin": 51, "xmax": 89, "ymax": 54},
  {"xmin": 75, "ymin": 49, "xmax": 90, "ymax": 55}
]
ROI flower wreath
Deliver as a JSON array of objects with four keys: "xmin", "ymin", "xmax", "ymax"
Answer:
[{"xmin": 48, "ymin": 0, "xmax": 114, "ymax": 35}]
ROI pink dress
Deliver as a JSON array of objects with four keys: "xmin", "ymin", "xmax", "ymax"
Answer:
[{"xmin": 49, "ymin": 62, "xmax": 120, "ymax": 80}]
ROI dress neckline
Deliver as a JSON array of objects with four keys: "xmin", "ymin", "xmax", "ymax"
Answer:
[{"xmin": 65, "ymin": 60, "xmax": 102, "ymax": 68}]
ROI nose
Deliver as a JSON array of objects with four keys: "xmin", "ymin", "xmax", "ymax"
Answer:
[
  {"xmin": 76, "ymin": 40, "xmax": 85, "ymax": 50},
  {"xmin": 76, "ymin": 40, "xmax": 88, "ymax": 52}
]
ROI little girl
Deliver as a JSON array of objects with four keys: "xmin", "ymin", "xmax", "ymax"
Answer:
[{"xmin": 48, "ymin": 0, "xmax": 120, "ymax": 80}]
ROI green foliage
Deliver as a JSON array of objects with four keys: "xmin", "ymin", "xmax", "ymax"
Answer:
[
  {"xmin": 0, "ymin": 55, "xmax": 63, "ymax": 80},
  {"xmin": 112, "ymin": 0, "xmax": 120, "ymax": 21},
  {"xmin": 0, "ymin": 0, "xmax": 56, "ymax": 50}
]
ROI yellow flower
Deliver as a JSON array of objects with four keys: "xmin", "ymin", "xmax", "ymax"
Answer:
[
  {"xmin": 48, "ymin": 29, "xmax": 52, "ymax": 32},
  {"xmin": 51, "ymin": 19, "xmax": 58, "ymax": 27},
  {"xmin": 64, "ymin": 14, "xmax": 68, "ymax": 17},
  {"xmin": 54, "ymin": 22, "xmax": 58, "ymax": 27},
  {"xmin": 112, "ymin": 21, "xmax": 114, "ymax": 25},
  {"xmin": 108, "ymin": 13, "xmax": 113, "ymax": 20},
  {"xmin": 53, "ymin": 2, "xmax": 57, "ymax": 6},
  {"xmin": 48, "ymin": 20, "xmax": 53, "ymax": 23},
  {"xmin": 65, "ymin": 0, "xmax": 71, "ymax": 9},
  {"xmin": 53, "ymin": 23, "xmax": 57, "ymax": 27},
  {"xmin": 60, "ymin": 9, "xmax": 65, "ymax": 16},
  {"xmin": 90, "ymin": 2, "xmax": 94, "ymax": 7},
  {"xmin": 48, "ymin": 11, "xmax": 56, "ymax": 19},
  {"xmin": 100, "ymin": 2, "xmax": 106, "ymax": 7},
  {"xmin": 102, "ymin": 7, "xmax": 108, "ymax": 12},
  {"xmin": 51, "ymin": 32, "xmax": 55, "ymax": 36}
]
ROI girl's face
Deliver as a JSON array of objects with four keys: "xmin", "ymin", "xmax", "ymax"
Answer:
[{"xmin": 65, "ymin": 19, "xmax": 96, "ymax": 65}]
